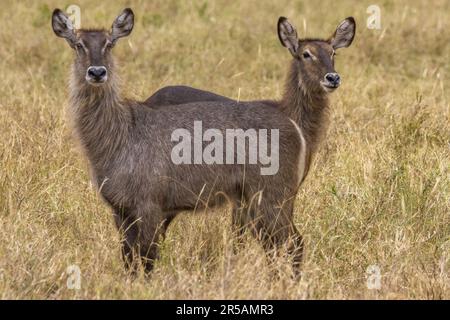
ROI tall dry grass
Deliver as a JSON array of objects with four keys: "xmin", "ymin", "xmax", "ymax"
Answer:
[{"xmin": 0, "ymin": 0, "xmax": 448, "ymax": 299}]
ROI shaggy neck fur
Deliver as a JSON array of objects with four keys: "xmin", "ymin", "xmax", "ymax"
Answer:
[
  {"xmin": 280, "ymin": 60, "xmax": 330, "ymax": 166},
  {"xmin": 69, "ymin": 62, "xmax": 133, "ymax": 169}
]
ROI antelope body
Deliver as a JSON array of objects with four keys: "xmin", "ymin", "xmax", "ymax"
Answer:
[{"xmin": 52, "ymin": 8, "xmax": 355, "ymax": 274}]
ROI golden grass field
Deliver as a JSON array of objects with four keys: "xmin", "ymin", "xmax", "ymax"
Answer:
[{"xmin": 0, "ymin": 0, "xmax": 449, "ymax": 299}]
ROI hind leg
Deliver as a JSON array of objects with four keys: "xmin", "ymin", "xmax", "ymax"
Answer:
[
  {"xmin": 231, "ymin": 199, "xmax": 247, "ymax": 237},
  {"xmin": 231, "ymin": 199, "xmax": 250, "ymax": 252}
]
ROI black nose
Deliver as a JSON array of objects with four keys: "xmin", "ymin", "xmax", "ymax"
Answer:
[
  {"xmin": 87, "ymin": 66, "xmax": 107, "ymax": 81},
  {"xmin": 325, "ymin": 73, "xmax": 340, "ymax": 86}
]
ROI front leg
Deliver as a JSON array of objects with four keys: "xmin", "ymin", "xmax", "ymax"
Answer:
[
  {"xmin": 113, "ymin": 204, "xmax": 174, "ymax": 274},
  {"xmin": 112, "ymin": 206, "xmax": 139, "ymax": 272}
]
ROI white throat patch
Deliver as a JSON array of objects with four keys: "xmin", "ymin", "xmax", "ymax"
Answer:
[{"xmin": 289, "ymin": 119, "xmax": 307, "ymax": 184}]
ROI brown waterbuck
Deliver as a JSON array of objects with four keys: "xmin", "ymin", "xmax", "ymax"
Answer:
[
  {"xmin": 147, "ymin": 16, "xmax": 356, "ymax": 183},
  {"xmin": 52, "ymin": 7, "xmax": 355, "ymax": 275}
]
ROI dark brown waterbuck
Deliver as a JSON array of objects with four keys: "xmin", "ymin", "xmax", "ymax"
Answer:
[{"xmin": 52, "ymin": 8, "xmax": 355, "ymax": 275}]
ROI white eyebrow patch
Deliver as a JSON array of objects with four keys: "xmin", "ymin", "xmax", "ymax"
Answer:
[
  {"xmin": 79, "ymin": 40, "xmax": 88, "ymax": 50},
  {"xmin": 101, "ymin": 40, "xmax": 111, "ymax": 54},
  {"xmin": 304, "ymin": 49, "xmax": 317, "ymax": 60}
]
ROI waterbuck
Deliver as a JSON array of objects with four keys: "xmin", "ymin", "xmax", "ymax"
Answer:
[
  {"xmin": 52, "ymin": 8, "xmax": 355, "ymax": 275},
  {"xmin": 146, "ymin": 16, "xmax": 356, "ymax": 173}
]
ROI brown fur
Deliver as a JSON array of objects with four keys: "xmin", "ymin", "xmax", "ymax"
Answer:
[
  {"xmin": 279, "ymin": 59, "xmax": 331, "ymax": 179},
  {"xmin": 52, "ymin": 9, "xmax": 355, "ymax": 276}
]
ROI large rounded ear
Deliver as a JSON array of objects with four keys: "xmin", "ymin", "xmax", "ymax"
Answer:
[
  {"xmin": 111, "ymin": 8, "xmax": 134, "ymax": 44},
  {"xmin": 52, "ymin": 9, "xmax": 77, "ymax": 47},
  {"xmin": 277, "ymin": 17, "xmax": 299, "ymax": 56},
  {"xmin": 329, "ymin": 17, "xmax": 356, "ymax": 49}
]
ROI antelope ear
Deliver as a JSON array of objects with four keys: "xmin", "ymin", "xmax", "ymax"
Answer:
[
  {"xmin": 277, "ymin": 17, "xmax": 299, "ymax": 56},
  {"xmin": 330, "ymin": 17, "xmax": 356, "ymax": 49},
  {"xmin": 111, "ymin": 8, "xmax": 134, "ymax": 44},
  {"xmin": 52, "ymin": 9, "xmax": 77, "ymax": 47}
]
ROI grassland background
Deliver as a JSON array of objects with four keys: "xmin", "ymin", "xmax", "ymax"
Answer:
[{"xmin": 0, "ymin": 0, "xmax": 449, "ymax": 299}]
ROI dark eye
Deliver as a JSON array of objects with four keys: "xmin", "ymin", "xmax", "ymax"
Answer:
[
  {"xmin": 105, "ymin": 41, "xmax": 114, "ymax": 50},
  {"xmin": 75, "ymin": 43, "xmax": 84, "ymax": 51},
  {"xmin": 302, "ymin": 51, "xmax": 311, "ymax": 59}
]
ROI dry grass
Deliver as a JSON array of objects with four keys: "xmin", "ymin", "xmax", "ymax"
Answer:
[{"xmin": 0, "ymin": 0, "xmax": 449, "ymax": 299}]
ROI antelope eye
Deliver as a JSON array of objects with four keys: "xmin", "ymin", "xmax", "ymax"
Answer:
[
  {"xmin": 75, "ymin": 43, "xmax": 84, "ymax": 51},
  {"xmin": 302, "ymin": 51, "xmax": 311, "ymax": 59}
]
